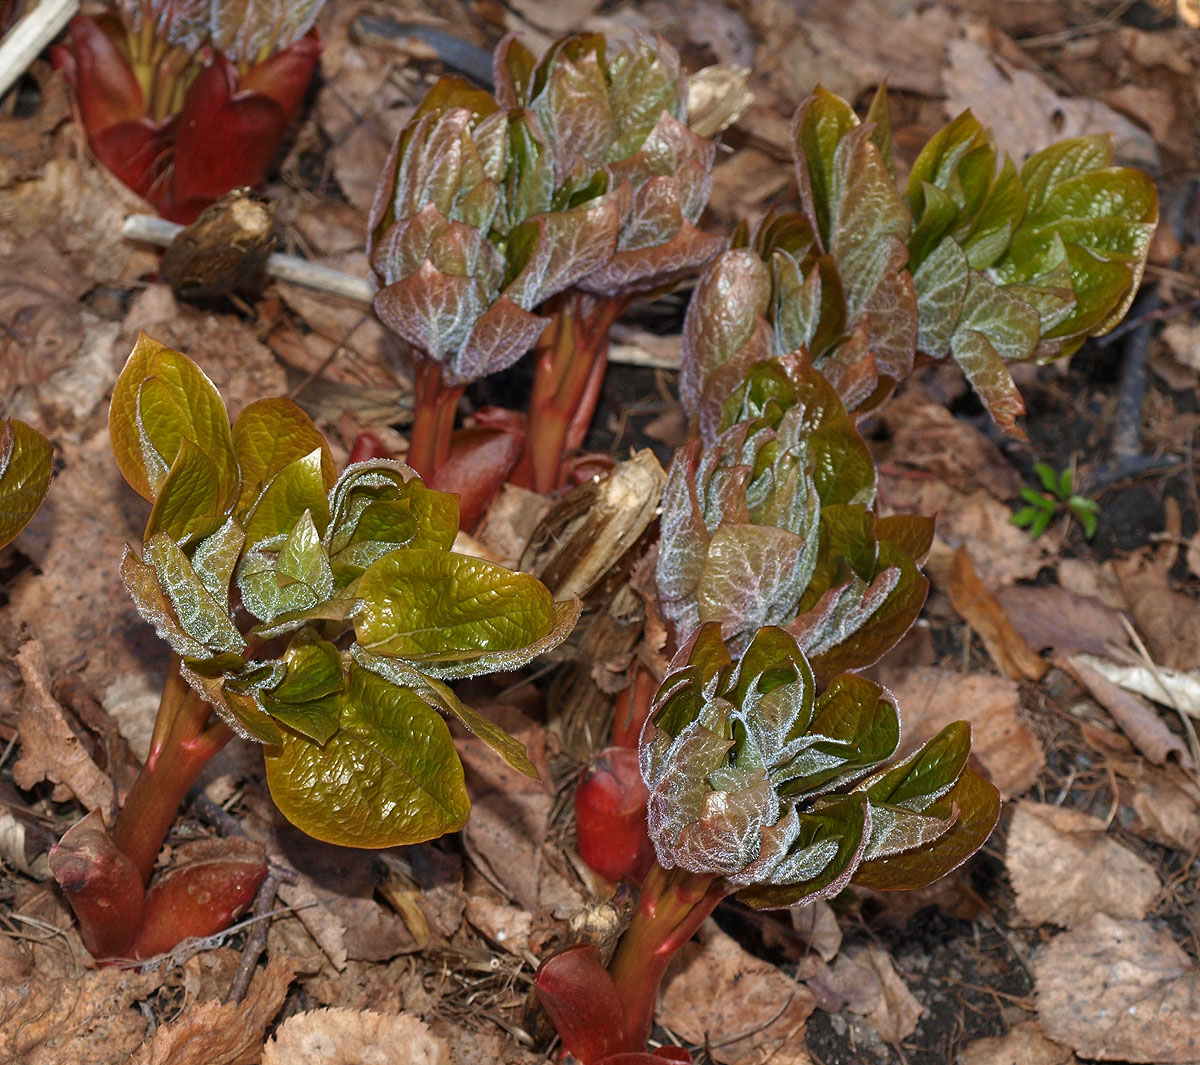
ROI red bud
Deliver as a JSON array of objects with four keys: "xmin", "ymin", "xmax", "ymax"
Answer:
[{"xmin": 574, "ymin": 746, "xmax": 654, "ymax": 885}]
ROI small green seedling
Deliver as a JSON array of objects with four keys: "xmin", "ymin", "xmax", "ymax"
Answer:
[{"xmin": 1012, "ymin": 461, "xmax": 1100, "ymax": 538}]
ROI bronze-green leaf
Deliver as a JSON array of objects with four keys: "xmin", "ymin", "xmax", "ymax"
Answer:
[
  {"xmin": 264, "ymin": 664, "xmax": 470, "ymax": 848},
  {"xmin": 109, "ymin": 334, "xmax": 237, "ymax": 505},
  {"xmin": 232, "ymin": 398, "xmax": 335, "ymax": 518},
  {"xmin": 851, "ymin": 763, "xmax": 1000, "ymax": 890},
  {"xmin": 353, "ymin": 646, "xmax": 538, "ymax": 778},
  {"xmin": 354, "ymin": 548, "xmax": 558, "ymax": 658},
  {"xmin": 0, "ymin": 419, "xmax": 52, "ymax": 550}
]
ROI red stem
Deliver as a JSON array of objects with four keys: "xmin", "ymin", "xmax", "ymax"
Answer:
[
  {"xmin": 522, "ymin": 291, "xmax": 628, "ymax": 494},
  {"xmin": 407, "ymin": 356, "xmax": 464, "ymax": 479},
  {"xmin": 111, "ymin": 659, "xmax": 234, "ymax": 886},
  {"xmin": 607, "ymin": 862, "xmax": 731, "ymax": 1048}
]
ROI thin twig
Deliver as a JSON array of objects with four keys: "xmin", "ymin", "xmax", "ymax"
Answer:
[{"xmin": 225, "ymin": 867, "xmax": 292, "ymax": 1003}]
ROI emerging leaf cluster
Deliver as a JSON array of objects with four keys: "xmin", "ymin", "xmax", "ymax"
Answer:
[
  {"xmin": 367, "ymin": 32, "xmax": 721, "ymax": 386},
  {"xmin": 642, "ymin": 624, "xmax": 1000, "ymax": 906},
  {"xmin": 109, "ymin": 334, "xmax": 578, "ymax": 847},
  {"xmin": 682, "ymin": 87, "xmax": 1158, "ymax": 436},
  {"xmin": 0, "ymin": 419, "xmax": 53, "ymax": 551},
  {"xmin": 658, "ymin": 353, "xmax": 932, "ymax": 681}
]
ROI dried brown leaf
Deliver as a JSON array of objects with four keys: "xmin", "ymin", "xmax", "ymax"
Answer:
[
  {"xmin": 995, "ymin": 585, "xmax": 1130, "ymax": 659},
  {"xmin": 1006, "ymin": 802, "xmax": 1161, "ymax": 928},
  {"xmin": 883, "ymin": 667, "xmax": 1043, "ymax": 799},
  {"xmin": 950, "ymin": 548, "xmax": 1047, "ymax": 681},
  {"xmin": 129, "ymin": 956, "xmax": 294, "ymax": 1065},
  {"xmin": 0, "ymin": 967, "xmax": 161, "ymax": 1064},
  {"xmin": 960, "ymin": 1020, "xmax": 1077, "ymax": 1065},
  {"xmin": 1035, "ymin": 915, "xmax": 1200, "ymax": 1062},
  {"xmin": 942, "ymin": 39, "xmax": 1158, "ymax": 168},
  {"xmin": 1065, "ymin": 656, "xmax": 1191, "ymax": 769},
  {"xmin": 262, "ymin": 1007, "xmax": 450, "ymax": 1065},
  {"xmin": 1113, "ymin": 551, "xmax": 1200, "ymax": 671},
  {"xmin": 13, "ymin": 640, "xmax": 113, "ymax": 812},
  {"xmin": 1130, "ymin": 764, "xmax": 1200, "ymax": 851},
  {"xmin": 660, "ymin": 921, "xmax": 816, "ymax": 1065},
  {"xmin": 811, "ymin": 943, "xmax": 924, "ymax": 1044}
]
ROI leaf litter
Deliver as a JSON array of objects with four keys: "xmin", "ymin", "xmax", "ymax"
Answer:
[{"xmin": 2, "ymin": 0, "xmax": 1200, "ymax": 1063}]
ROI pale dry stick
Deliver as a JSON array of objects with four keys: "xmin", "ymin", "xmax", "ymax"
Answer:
[
  {"xmin": 122, "ymin": 214, "xmax": 681, "ymax": 369},
  {"xmin": 0, "ymin": 0, "xmax": 80, "ymax": 100}
]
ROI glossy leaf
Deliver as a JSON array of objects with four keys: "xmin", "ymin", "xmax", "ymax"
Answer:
[
  {"xmin": 144, "ymin": 437, "xmax": 224, "ymax": 542},
  {"xmin": 354, "ymin": 548, "xmax": 557, "ymax": 658},
  {"xmin": 264, "ymin": 664, "xmax": 470, "ymax": 848},
  {"xmin": 232, "ymin": 398, "xmax": 334, "ymax": 517},
  {"xmin": 0, "ymin": 419, "xmax": 53, "ymax": 550},
  {"xmin": 242, "ymin": 448, "xmax": 330, "ymax": 545},
  {"xmin": 109, "ymin": 335, "xmax": 238, "ymax": 506},
  {"xmin": 238, "ymin": 509, "xmax": 335, "ymax": 623},
  {"xmin": 353, "ymin": 646, "xmax": 539, "ymax": 778},
  {"xmin": 851, "ymin": 762, "xmax": 1000, "ymax": 890}
]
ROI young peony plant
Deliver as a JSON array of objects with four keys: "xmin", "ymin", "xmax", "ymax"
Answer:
[
  {"xmin": 542, "ymin": 625, "xmax": 1000, "ymax": 1063},
  {"xmin": 53, "ymin": 0, "xmax": 325, "ymax": 223},
  {"xmin": 368, "ymin": 31, "xmax": 721, "ymax": 516},
  {"xmin": 550, "ymin": 85, "xmax": 1156, "ymax": 1064},
  {"xmin": 49, "ymin": 335, "xmax": 578, "ymax": 961}
]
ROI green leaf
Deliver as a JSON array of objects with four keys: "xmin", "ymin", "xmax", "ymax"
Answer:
[
  {"xmin": 144, "ymin": 438, "xmax": 224, "ymax": 543},
  {"xmin": 238, "ymin": 510, "xmax": 335, "ymax": 624},
  {"xmin": 793, "ymin": 87, "xmax": 860, "ymax": 249},
  {"xmin": 242, "ymin": 448, "xmax": 330, "ymax": 546},
  {"xmin": 1010, "ymin": 506, "xmax": 1040, "ymax": 529},
  {"xmin": 857, "ymin": 720, "xmax": 971, "ymax": 810},
  {"xmin": 1034, "ymin": 463, "xmax": 1058, "ymax": 494},
  {"xmin": 327, "ymin": 461, "xmax": 459, "ymax": 561},
  {"xmin": 261, "ymin": 637, "xmax": 345, "ymax": 744},
  {"xmin": 109, "ymin": 334, "xmax": 237, "ymax": 505},
  {"xmin": 0, "ymin": 419, "xmax": 52, "ymax": 550},
  {"xmin": 1030, "ymin": 509, "xmax": 1052, "ymax": 537},
  {"xmin": 1073, "ymin": 505, "xmax": 1098, "ymax": 539},
  {"xmin": 232, "ymin": 398, "xmax": 335, "ymax": 518},
  {"xmin": 736, "ymin": 794, "xmax": 868, "ymax": 909},
  {"xmin": 355, "ymin": 548, "xmax": 557, "ymax": 658},
  {"xmin": 264, "ymin": 664, "xmax": 470, "ymax": 848},
  {"xmin": 851, "ymin": 763, "xmax": 1000, "ymax": 890},
  {"xmin": 776, "ymin": 674, "xmax": 899, "ymax": 796},
  {"xmin": 353, "ymin": 647, "xmax": 538, "ymax": 778}
]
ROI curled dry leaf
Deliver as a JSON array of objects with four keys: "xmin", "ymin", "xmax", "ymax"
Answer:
[
  {"xmin": 1006, "ymin": 802, "xmax": 1161, "ymax": 928},
  {"xmin": 949, "ymin": 548, "xmax": 1047, "ymax": 682},
  {"xmin": 1035, "ymin": 914, "xmax": 1200, "ymax": 1063},
  {"xmin": 1065, "ymin": 656, "xmax": 1192, "ymax": 769},
  {"xmin": 659, "ymin": 921, "xmax": 816, "ymax": 1065},
  {"xmin": 262, "ymin": 1008, "xmax": 450, "ymax": 1065},
  {"xmin": 13, "ymin": 640, "xmax": 114, "ymax": 813},
  {"xmin": 129, "ymin": 957, "xmax": 294, "ymax": 1065}
]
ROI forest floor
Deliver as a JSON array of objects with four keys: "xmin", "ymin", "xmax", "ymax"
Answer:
[{"xmin": 2, "ymin": 0, "xmax": 1200, "ymax": 1063}]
